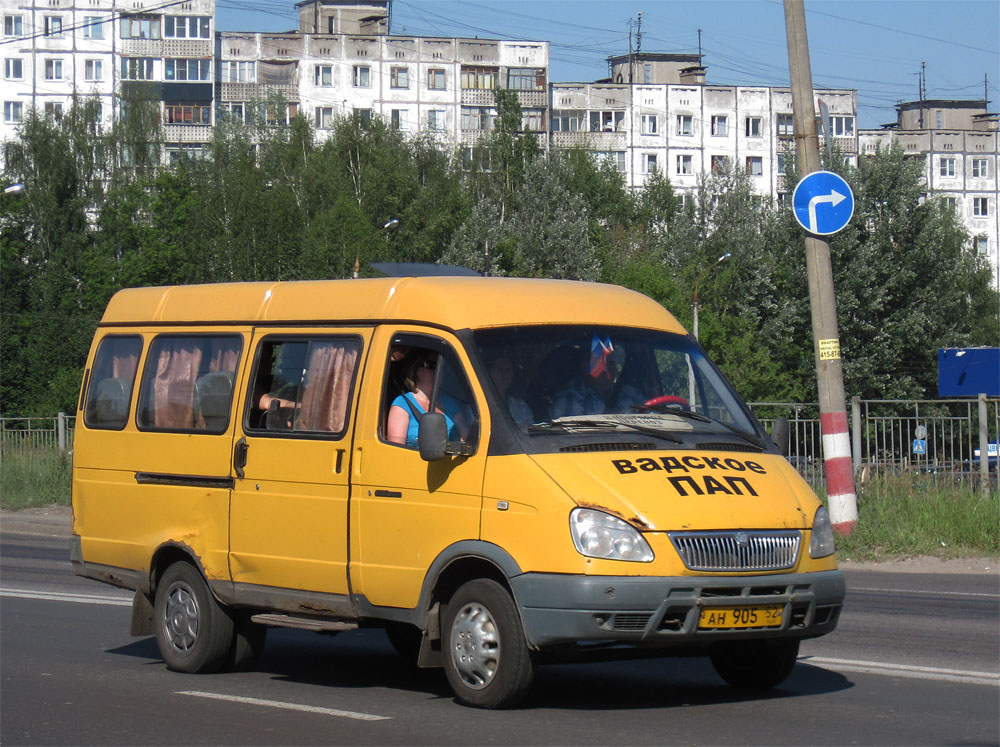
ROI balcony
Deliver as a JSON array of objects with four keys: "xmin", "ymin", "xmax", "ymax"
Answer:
[{"xmin": 551, "ymin": 131, "xmax": 625, "ymax": 149}]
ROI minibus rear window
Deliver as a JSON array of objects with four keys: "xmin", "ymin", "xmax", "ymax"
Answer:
[
  {"xmin": 83, "ymin": 335, "xmax": 143, "ymax": 430},
  {"xmin": 136, "ymin": 335, "xmax": 243, "ymax": 433}
]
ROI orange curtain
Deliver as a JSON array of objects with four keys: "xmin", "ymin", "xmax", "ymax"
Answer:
[
  {"xmin": 296, "ymin": 342, "xmax": 359, "ymax": 433},
  {"xmin": 152, "ymin": 341, "xmax": 203, "ymax": 428}
]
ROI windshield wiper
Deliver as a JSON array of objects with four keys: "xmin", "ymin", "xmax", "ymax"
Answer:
[
  {"xmin": 527, "ymin": 418, "xmax": 681, "ymax": 444},
  {"xmin": 633, "ymin": 405, "xmax": 767, "ymax": 450}
]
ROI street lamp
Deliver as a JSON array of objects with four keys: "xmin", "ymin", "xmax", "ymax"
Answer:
[
  {"xmin": 692, "ymin": 252, "xmax": 732, "ymax": 340},
  {"xmin": 3, "ymin": 183, "xmax": 25, "ymax": 196},
  {"xmin": 354, "ymin": 218, "xmax": 399, "ymax": 279}
]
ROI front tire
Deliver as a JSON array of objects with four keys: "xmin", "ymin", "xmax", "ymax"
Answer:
[
  {"xmin": 709, "ymin": 638, "xmax": 800, "ymax": 690},
  {"xmin": 154, "ymin": 561, "xmax": 234, "ymax": 674},
  {"xmin": 442, "ymin": 579, "xmax": 534, "ymax": 709}
]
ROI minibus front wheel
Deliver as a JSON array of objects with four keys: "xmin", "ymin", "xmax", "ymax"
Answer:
[
  {"xmin": 442, "ymin": 579, "xmax": 534, "ymax": 709},
  {"xmin": 154, "ymin": 561, "xmax": 235, "ymax": 674},
  {"xmin": 709, "ymin": 638, "xmax": 800, "ymax": 690}
]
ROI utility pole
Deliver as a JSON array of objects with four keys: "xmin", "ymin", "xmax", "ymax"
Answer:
[{"xmin": 783, "ymin": 0, "xmax": 858, "ymax": 534}]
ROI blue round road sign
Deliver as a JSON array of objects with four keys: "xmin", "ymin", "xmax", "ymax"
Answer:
[{"xmin": 792, "ymin": 170, "xmax": 855, "ymax": 235}]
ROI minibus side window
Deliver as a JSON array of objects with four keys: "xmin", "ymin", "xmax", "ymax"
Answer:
[
  {"xmin": 136, "ymin": 335, "xmax": 242, "ymax": 433},
  {"xmin": 382, "ymin": 341, "xmax": 479, "ymax": 450},
  {"xmin": 245, "ymin": 337, "xmax": 361, "ymax": 437},
  {"xmin": 83, "ymin": 335, "xmax": 143, "ymax": 430}
]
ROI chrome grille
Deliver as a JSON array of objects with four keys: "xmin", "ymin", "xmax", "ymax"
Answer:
[{"xmin": 669, "ymin": 530, "xmax": 801, "ymax": 572}]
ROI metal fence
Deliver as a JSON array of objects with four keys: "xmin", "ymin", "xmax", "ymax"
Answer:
[
  {"xmin": 2, "ymin": 399, "xmax": 997, "ymax": 488},
  {"xmin": 750, "ymin": 396, "xmax": 999, "ymax": 489}
]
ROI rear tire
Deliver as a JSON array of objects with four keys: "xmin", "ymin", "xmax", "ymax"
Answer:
[
  {"xmin": 442, "ymin": 579, "xmax": 534, "ymax": 709},
  {"xmin": 709, "ymin": 638, "xmax": 800, "ymax": 690},
  {"xmin": 154, "ymin": 561, "xmax": 234, "ymax": 674}
]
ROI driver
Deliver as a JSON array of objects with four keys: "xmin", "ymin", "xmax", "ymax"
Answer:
[{"xmin": 550, "ymin": 334, "xmax": 643, "ymax": 419}]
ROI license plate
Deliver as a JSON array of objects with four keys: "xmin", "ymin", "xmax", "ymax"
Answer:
[{"xmin": 699, "ymin": 605, "xmax": 784, "ymax": 629}]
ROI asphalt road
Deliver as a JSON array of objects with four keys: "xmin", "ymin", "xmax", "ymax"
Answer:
[{"xmin": 1, "ymin": 515, "xmax": 997, "ymax": 746}]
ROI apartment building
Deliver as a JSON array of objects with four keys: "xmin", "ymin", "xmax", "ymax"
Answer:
[
  {"xmin": 859, "ymin": 100, "xmax": 999, "ymax": 285},
  {"xmin": 550, "ymin": 53, "xmax": 858, "ymax": 204},
  {"xmin": 1, "ymin": 0, "xmax": 215, "ymax": 154}
]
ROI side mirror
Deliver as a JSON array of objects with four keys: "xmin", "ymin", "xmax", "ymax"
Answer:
[
  {"xmin": 770, "ymin": 417, "xmax": 790, "ymax": 457},
  {"xmin": 418, "ymin": 412, "xmax": 448, "ymax": 461}
]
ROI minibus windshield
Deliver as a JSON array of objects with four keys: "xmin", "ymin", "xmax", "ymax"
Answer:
[{"xmin": 473, "ymin": 325, "xmax": 758, "ymax": 439}]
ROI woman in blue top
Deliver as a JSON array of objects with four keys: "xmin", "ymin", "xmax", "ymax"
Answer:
[{"xmin": 386, "ymin": 352, "xmax": 466, "ymax": 447}]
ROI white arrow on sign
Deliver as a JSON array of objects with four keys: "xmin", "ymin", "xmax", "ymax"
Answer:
[{"xmin": 807, "ymin": 189, "xmax": 847, "ymax": 234}]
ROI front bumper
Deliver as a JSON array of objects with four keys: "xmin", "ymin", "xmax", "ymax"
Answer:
[{"xmin": 510, "ymin": 569, "xmax": 845, "ymax": 650}]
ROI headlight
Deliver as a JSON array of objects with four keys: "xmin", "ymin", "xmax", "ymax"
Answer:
[
  {"xmin": 809, "ymin": 506, "xmax": 836, "ymax": 558},
  {"xmin": 570, "ymin": 508, "xmax": 654, "ymax": 562}
]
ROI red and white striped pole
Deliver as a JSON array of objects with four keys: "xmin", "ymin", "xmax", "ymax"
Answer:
[{"xmin": 785, "ymin": 0, "xmax": 858, "ymax": 534}]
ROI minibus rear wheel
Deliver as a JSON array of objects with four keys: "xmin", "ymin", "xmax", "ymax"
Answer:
[
  {"xmin": 154, "ymin": 561, "xmax": 235, "ymax": 674},
  {"xmin": 442, "ymin": 579, "xmax": 534, "ymax": 709},
  {"xmin": 709, "ymin": 638, "xmax": 800, "ymax": 690}
]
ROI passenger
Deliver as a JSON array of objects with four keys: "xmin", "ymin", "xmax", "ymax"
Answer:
[
  {"xmin": 489, "ymin": 356, "xmax": 533, "ymax": 427},
  {"xmin": 550, "ymin": 335, "xmax": 642, "ymax": 419},
  {"xmin": 387, "ymin": 353, "xmax": 467, "ymax": 447}
]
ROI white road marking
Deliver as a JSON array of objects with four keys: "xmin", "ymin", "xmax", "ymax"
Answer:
[
  {"xmin": 803, "ymin": 656, "xmax": 999, "ymax": 687},
  {"xmin": 177, "ymin": 691, "xmax": 391, "ymax": 721},
  {"xmin": 851, "ymin": 586, "xmax": 999, "ymax": 599},
  {"xmin": 0, "ymin": 587, "xmax": 131, "ymax": 606}
]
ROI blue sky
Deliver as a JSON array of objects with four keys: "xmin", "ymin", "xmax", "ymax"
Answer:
[{"xmin": 214, "ymin": 0, "xmax": 1000, "ymax": 129}]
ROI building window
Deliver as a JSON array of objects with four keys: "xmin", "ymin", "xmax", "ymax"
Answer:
[
  {"xmin": 120, "ymin": 15, "xmax": 160, "ymax": 39},
  {"xmin": 4, "ymin": 15, "xmax": 22, "ymax": 37},
  {"xmin": 355, "ymin": 108, "xmax": 372, "ymax": 125},
  {"xmin": 164, "ymin": 103, "xmax": 211, "ymax": 125},
  {"xmin": 643, "ymin": 63, "xmax": 652, "ymax": 84},
  {"xmin": 4, "ymin": 101, "xmax": 22, "ymax": 123},
  {"xmin": 460, "ymin": 106, "xmax": 493, "ymax": 131},
  {"xmin": 746, "ymin": 156, "xmax": 763, "ymax": 176},
  {"xmin": 221, "ymin": 61, "xmax": 255, "ymax": 83},
  {"xmin": 942, "ymin": 196, "xmax": 958, "ymax": 211},
  {"xmin": 352, "ymin": 65, "xmax": 371, "ymax": 88},
  {"xmin": 218, "ymin": 102, "xmax": 248, "ymax": 124},
  {"xmin": 973, "ymin": 198, "xmax": 989, "ymax": 217},
  {"xmin": 44, "ymin": 59, "xmax": 63, "ymax": 81},
  {"xmin": 971, "ymin": 159, "xmax": 989, "ymax": 178},
  {"xmin": 676, "ymin": 154, "xmax": 693, "ymax": 175},
  {"xmin": 822, "ymin": 115, "xmax": 855, "ymax": 137},
  {"xmin": 777, "ymin": 152, "xmax": 791, "ymax": 174},
  {"xmin": 427, "ymin": 68, "xmax": 445, "ymax": 90},
  {"xmin": 164, "ymin": 16, "xmax": 210, "ymax": 39},
  {"xmin": 427, "ymin": 109, "xmax": 446, "ymax": 130},
  {"xmin": 316, "ymin": 107, "xmax": 335, "ymax": 129},
  {"xmin": 120, "ymin": 57, "xmax": 155, "ymax": 81},
  {"xmin": 44, "ymin": 102, "xmax": 63, "ymax": 121},
  {"xmin": 939, "ymin": 157, "xmax": 956, "ymax": 177},
  {"xmin": 4, "ymin": 58, "xmax": 22, "ymax": 80},
  {"xmin": 507, "ymin": 67, "xmax": 544, "ymax": 91},
  {"xmin": 711, "ymin": 155, "xmax": 730, "ymax": 174},
  {"xmin": 641, "ymin": 114, "xmax": 658, "ymax": 135},
  {"xmin": 391, "ymin": 108, "xmax": 408, "ymax": 130},
  {"xmin": 974, "ymin": 236, "xmax": 989, "ymax": 255},
  {"xmin": 745, "ymin": 117, "xmax": 762, "ymax": 137},
  {"xmin": 551, "ymin": 110, "xmax": 585, "ymax": 132},
  {"xmin": 84, "ymin": 59, "xmax": 102, "ymax": 81},
  {"xmin": 521, "ymin": 109, "xmax": 542, "ymax": 131},
  {"xmin": 314, "ymin": 65, "xmax": 333, "ymax": 86},
  {"xmin": 676, "ymin": 114, "xmax": 693, "ymax": 136},
  {"xmin": 711, "ymin": 115, "xmax": 728, "ymax": 136},
  {"xmin": 83, "ymin": 16, "xmax": 105, "ymax": 39},
  {"xmin": 165, "ymin": 59, "xmax": 210, "ymax": 81},
  {"xmin": 461, "ymin": 67, "xmax": 496, "ymax": 90},
  {"xmin": 591, "ymin": 151, "xmax": 625, "ymax": 172},
  {"xmin": 643, "ymin": 153, "xmax": 658, "ymax": 174},
  {"xmin": 390, "ymin": 66, "xmax": 408, "ymax": 88},
  {"xmin": 590, "ymin": 110, "xmax": 624, "ymax": 132},
  {"xmin": 44, "ymin": 16, "xmax": 63, "ymax": 36},
  {"xmin": 777, "ymin": 113, "xmax": 794, "ymax": 136}
]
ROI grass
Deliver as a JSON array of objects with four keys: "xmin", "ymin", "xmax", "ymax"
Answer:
[
  {"xmin": 2, "ymin": 450, "xmax": 997, "ymax": 562},
  {"xmin": 825, "ymin": 475, "xmax": 1000, "ymax": 562},
  {"xmin": 0, "ymin": 449, "xmax": 72, "ymax": 511}
]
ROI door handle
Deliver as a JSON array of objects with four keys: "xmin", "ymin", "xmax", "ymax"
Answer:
[{"xmin": 234, "ymin": 436, "xmax": 248, "ymax": 479}]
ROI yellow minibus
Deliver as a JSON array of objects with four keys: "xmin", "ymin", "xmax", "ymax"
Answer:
[{"xmin": 71, "ymin": 274, "xmax": 844, "ymax": 708}]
